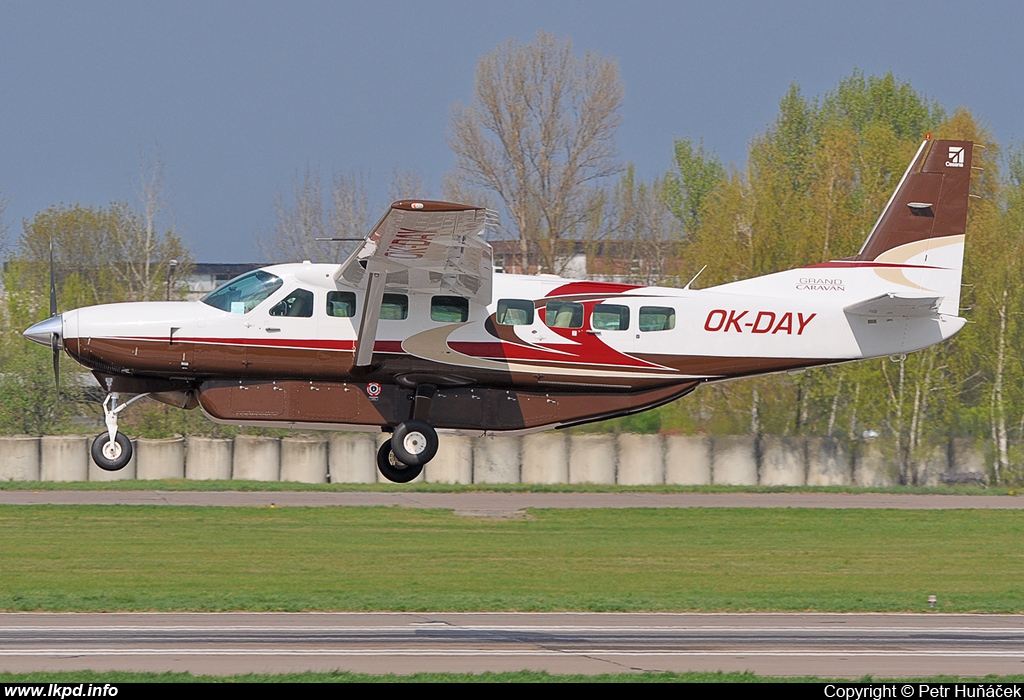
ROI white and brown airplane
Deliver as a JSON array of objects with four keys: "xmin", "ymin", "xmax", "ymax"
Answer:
[{"xmin": 25, "ymin": 138, "xmax": 974, "ymax": 482}]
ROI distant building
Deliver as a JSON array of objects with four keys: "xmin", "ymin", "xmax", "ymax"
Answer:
[{"xmin": 185, "ymin": 263, "xmax": 263, "ymax": 300}]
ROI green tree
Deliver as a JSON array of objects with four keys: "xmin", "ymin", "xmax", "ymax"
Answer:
[{"xmin": 662, "ymin": 138, "xmax": 726, "ymax": 238}]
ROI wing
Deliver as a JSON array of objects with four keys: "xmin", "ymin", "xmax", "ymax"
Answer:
[{"xmin": 334, "ymin": 200, "xmax": 493, "ymax": 367}]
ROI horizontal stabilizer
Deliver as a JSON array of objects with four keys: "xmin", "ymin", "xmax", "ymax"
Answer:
[{"xmin": 844, "ymin": 293, "xmax": 943, "ymax": 318}]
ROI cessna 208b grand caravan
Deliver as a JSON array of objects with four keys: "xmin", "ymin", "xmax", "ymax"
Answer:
[{"xmin": 25, "ymin": 138, "xmax": 974, "ymax": 482}]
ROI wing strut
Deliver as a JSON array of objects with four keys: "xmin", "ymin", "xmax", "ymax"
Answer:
[{"xmin": 353, "ymin": 262, "xmax": 387, "ymax": 367}]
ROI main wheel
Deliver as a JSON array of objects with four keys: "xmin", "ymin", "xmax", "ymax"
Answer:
[
  {"xmin": 390, "ymin": 419, "xmax": 438, "ymax": 467},
  {"xmin": 376, "ymin": 440, "xmax": 424, "ymax": 483},
  {"xmin": 91, "ymin": 431, "xmax": 133, "ymax": 471}
]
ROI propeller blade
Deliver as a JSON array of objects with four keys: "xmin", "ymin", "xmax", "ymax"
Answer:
[
  {"xmin": 51, "ymin": 333, "xmax": 60, "ymax": 395},
  {"xmin": 49, "ymin": 238, "xmax": 59, "ymax": 393},
  {"xmin": 49, "ymin": 238, "xmax": 57, "ymax": 317}
]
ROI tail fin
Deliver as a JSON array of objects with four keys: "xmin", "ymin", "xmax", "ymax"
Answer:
[{"xmin": 854, "ymin": 138, "xmax": 973, "ymax": 316}]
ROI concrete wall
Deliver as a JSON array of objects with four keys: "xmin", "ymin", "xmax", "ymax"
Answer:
[
  {"xmin": 0, "ymin": 436, "xmax": 40, "ymax": 481},
  {"xmin": 0, "ymin": 433, "xmax": 993, "ymax": 486},
  {"xmin": 185, "ymin": 437, "xmax": 232, "ymax": 480},
  {"xmin": 232, "ymin": 435, "xmax": 280, "ymax": 482}
]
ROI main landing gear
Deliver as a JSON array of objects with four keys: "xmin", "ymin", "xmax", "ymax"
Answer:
[
  {"xmin": 376, "ymin": 385, "xmax": 439, "ymax": 483},
  {"xmin": 91, "ymin": 392, "xmax": 148, "ymax": 471}
]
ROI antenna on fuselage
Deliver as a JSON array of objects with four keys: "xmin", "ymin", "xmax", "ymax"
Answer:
[{"xmin": 683, "ymin": 265, "xmax": 708, "ymax": 290}]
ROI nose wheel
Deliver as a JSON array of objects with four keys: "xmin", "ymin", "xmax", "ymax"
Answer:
[
  {"xmin": 91, "ymin": 431, "xmax": 133, "ymax": 471},
  {"xmin": 376, "ymin": 419, "xmax": 438, "ymax": 483}
]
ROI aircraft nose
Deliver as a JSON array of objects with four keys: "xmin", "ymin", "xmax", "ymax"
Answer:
[{"xmin": 23, "ymin": 315, "xmax": 63, "ymax": 347}]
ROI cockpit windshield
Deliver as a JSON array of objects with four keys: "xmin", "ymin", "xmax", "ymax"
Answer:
[{"xmin": 201, "ymin": 270, "xmax": 283, "ymax": 314}]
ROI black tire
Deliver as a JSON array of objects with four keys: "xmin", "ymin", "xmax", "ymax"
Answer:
[
  {"xmin": 377, "ymin": 439, "xmax": 424, "ymax": 483},
  {"xmin": 390, "ymin": 419, "xmax": 438, "ymax": 467},
  {"xmin": 91, "ymin": 431, "xmax": 133, "ymax": 471}
]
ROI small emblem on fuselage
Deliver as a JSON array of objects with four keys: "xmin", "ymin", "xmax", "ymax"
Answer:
[
  {"xmin": 366, "ymin": 382, "xmax": 382, "ymax": 399},
  {"xmin": 946, "ymin": 146, "xmax": 965, "ymax": 168}
]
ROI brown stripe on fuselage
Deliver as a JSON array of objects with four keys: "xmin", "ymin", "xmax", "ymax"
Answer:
[{"xmin": 69, "ymin": 335, "xmax": 835, "ymax": 390}]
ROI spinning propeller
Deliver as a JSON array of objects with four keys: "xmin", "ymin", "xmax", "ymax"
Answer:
[{"xmin": 22, "ymin": 239, "xmax": 63, "ymax": 393}]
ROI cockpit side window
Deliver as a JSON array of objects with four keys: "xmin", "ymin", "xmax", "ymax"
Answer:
[
  {"xmin": 201, "ymin": 270, "xmax": 283, "ymax": 314},
  {"xmin": 269, "ymin": 288, "xmax": 314, "ymax": 317}
]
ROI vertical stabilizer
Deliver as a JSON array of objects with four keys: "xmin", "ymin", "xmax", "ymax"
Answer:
[{"xmin": 853, "ymin": 138, "xmax": 973, "ymax": 315}]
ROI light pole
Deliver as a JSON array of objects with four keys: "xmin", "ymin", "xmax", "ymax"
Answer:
[{"xmin": 166, "ymin": 259, "xmax": 179, "ymax": 301}]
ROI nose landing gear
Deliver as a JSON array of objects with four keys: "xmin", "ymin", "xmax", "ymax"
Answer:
[{"xmin": 90, "ymin": 392, "xmax": 148, "ymax": 472}]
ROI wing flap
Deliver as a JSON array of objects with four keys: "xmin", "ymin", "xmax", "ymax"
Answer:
[{"xmin": 844, "ymin": 293, "xmax": 943, "ymax": 318}]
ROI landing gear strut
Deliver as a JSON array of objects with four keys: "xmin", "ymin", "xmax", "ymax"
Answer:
[
  {"xmin": 376, "ymin": 385, "xmax": 440, "ymax": 483},
  {"xmin": 90, "ymin": 392, "xmax": 147, "ymax": 472}
]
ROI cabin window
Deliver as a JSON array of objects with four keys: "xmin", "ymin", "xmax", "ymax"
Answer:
[
  {"xmin": 201, "ymin": 270, "xmax": 283, "ymax": 314},
  {"xmin": 497, "ymin": 299, "xmax": 534, "ymax": 325},
  {"xmin": 380, "ymin": 293, "xmax": 408, "ymax": 320},
  {"xmin": 269, "ymin": 288, "xmax": 314, "ymax": 317},
  {"xmin": 592, "ymin": 304, "xmax": 630, "ymax": 331},
  {"xmin": 431, "ymin": 296, "xmax": 469, "ymax": 322},
  {"xmin": 545, "ymin": 300, "xmax": 584, "ymax": 329},
  {"xmin": 639, "ymin": 306, "xmax": 676, "ymax": 332},
  {"xmin": 326, "ymin": 291, "xmax": 356, "ymax": 318}
]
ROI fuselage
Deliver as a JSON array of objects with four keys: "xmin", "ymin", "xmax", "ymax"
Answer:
[{"xmin": 43, "ymin": 260, "xmax": 964, "ymax": 435}]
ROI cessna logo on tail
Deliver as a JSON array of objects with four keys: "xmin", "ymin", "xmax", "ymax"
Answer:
[{"xmin": 947, "ymin": 146, "xmax": 965, "ymax": 168}]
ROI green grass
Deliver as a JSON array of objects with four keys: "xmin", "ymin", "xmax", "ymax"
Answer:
[
  {"xmin": 1, "ymin": 505, "xmax": 1022, "ymax": 612},
  {"xmin": 0, "ymin": 479, "xmax": 1013, "ymax": 495},
  {"xmin": 4, "ymin": 671, "xmax": 1024, "ymax": 683}
]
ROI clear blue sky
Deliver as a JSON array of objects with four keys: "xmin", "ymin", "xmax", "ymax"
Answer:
[{"xmin": 1, "ymin": 1, "xmax": 1020, "ymax": 262}]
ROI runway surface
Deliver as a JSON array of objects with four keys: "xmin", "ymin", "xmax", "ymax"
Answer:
[
  {"xmin": 1, "ymin": 490, "xmax": 1022, "ymax": 514},
  {"xmin": 2, "ymin": 612, "xmax": 1023, "ymax": 677}
]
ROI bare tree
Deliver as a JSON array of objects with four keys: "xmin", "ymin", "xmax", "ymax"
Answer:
[
  {"xmin": 389, "ymin": 168, "xmax": 432, "ymax": 202},
  {"xmin": 448, "ymin": 30, "xmax": 624, "ymax": 274},
  {"xmin": 259, "ymin": 168, "xmax": 369, "ymax": 264}
]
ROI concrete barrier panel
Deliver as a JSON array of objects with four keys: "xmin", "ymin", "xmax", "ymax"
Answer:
[
  {"xmin": 185, "ymin": 437, "xmax": 233, "ymax": 480},
  {"xmin": 0, "ymin": 436, "xmax": 40, "ymax": 481},
  {"xmin": 281, "ymin": 436, "xmax": 328, "ymax": 483},
  {"xmin": 521, "ymin": 433, "xmax": 568, "ymax": 484},
  {"xmin": 472, "ymin": 435, "xmax": 520, "ymax": 483},
  {"xmin": 915, "ymin": 442, "xmax": 949, "ymax": 487},
  {"xmin": 665, "ymin": 435, "xmax": 711, "ymax": 485},
  {"xmin": 711, "ymin": 436, "xmax": 757, "ymax": 485},
  {"xmin": 42, "ymin": 436, "xmax": 89, "ymax": 482},
  {"xmin": 136, "ymin": 437, "xmax": 185, "ymax": 480},
  {"xmin": 89, "ymin": 437, "xmax": 137, "ymax": 482},
  {"xmin": 759, "ymin": 436, "xmax": 805, "ymax": 486},
  {"xmin": 328, "ymin": 433, "xmax": 377, "ymax": 483},
  {"xmin": 376, "ymin": 433, "xmax": 424, "ymax": 483},
  {"xmin": 232, "ymin": 435, "xmax": 280, "ymax": 482},
  {"xmin": 806, "ymin": 437, "xmax": 851, "ymax": 486},
  {"xmin": 854, "ymin": 439, "xmax": 896, "ymax": 487},
  {"xmin": 952, "ymin": 438, "xmax": 986, "ymax": 474},
  {"xmin": 426, "ymin": 434, "xmax": 473, "ymax": 484},
  {"xmin": 568, "ymin": 434, "xmax": 616, "ymax": 484},
  {"xmin": 617, "ymin": 433, "xmax": 664, "ymax": 485}
]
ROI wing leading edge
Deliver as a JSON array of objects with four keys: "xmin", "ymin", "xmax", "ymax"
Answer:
[{"xmin": 335, "ymin": 200, "xmax": 493, "ymax": 367}]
